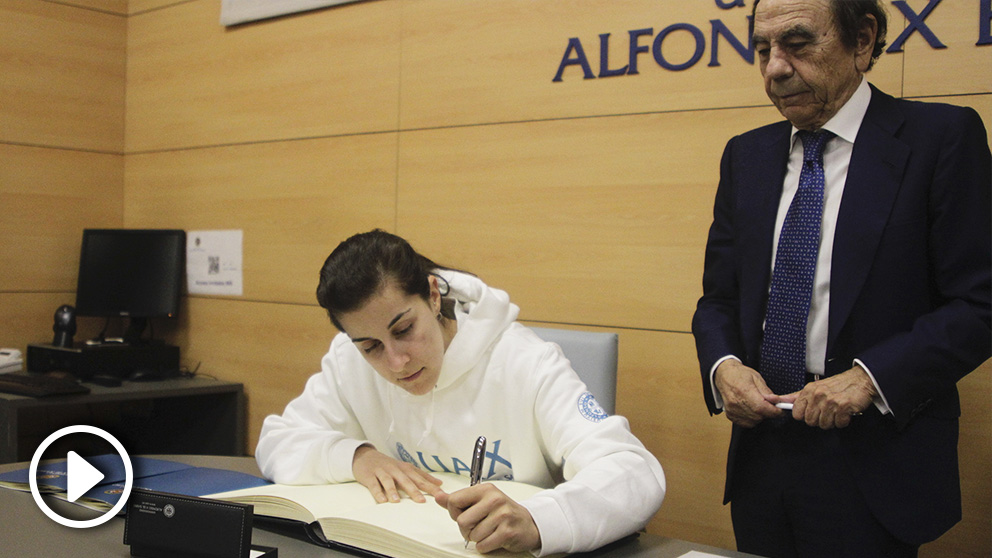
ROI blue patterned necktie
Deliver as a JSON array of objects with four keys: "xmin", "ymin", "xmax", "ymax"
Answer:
[{"xmin": 760, "ymin": 130, "xmax": 833, "ymax": 395}]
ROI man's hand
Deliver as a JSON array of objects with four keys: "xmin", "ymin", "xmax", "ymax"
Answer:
[
  {"xmin": 714, "ymin": 359, "xmax": 785, "ymax": 428},
  {"xmin": 352, "ymin": 445, "xmax": 443, "ymax": 503},
  {"xmin": 791, "ymin": 365, "xmax": 876, "ymax": 429},
  {"xmin": 435, "ymin": 484, "xmax": 541, "ymax": 554}
]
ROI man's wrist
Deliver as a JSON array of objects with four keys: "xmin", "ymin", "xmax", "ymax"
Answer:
[
  {"xmin": 851, "ymin": 359, "xmax": 893, "ymax": 415},
  {"xmin": 851, "ymin": 363, "xmax": 878, "ymax": 397},
  {"xmin": 710, "ymin": 356, "xmax": 741, "ymax": 409}
]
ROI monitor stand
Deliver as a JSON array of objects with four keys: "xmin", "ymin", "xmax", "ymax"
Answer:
[{"xmin": 122, "ymin": 317, "xmax": 149, "ymax": 345}]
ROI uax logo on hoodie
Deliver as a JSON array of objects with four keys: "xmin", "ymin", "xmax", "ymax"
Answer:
[{"xmin": 396, "ymin": 440, "xmax": 514, "ymax": 481}]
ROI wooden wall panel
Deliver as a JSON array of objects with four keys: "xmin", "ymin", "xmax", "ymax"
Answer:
[
  {"xmin": 901, "ymin": 0, "xmax": 992, "ymax": 97},
  {"xmin": 56, "ymin": 0, "xmax": 129, "ymax": 15},
  {"xmin": 124, "ymin": 133, "xmax": 398, "ymax": 302},
  {"xmin": 128, "ymin": 0, "xmax": 188, "ymax": 15},
  {"xmin": 167, "ymin": 297, "xmax": 333, "ymax": 453},
  {"xmin": 0, "ymin": 144, "xmax": 123, "ymax": 292},
  {"xmin": 617, "ymin": 329, "xmax": 735, "ymax": 549},
  {"xmin": 0, "ymin": 0, "xmax": 125, "ymax": 151},
  {"xmin": 125, "ymin": 0, "xmax": 402, "ymax": 152},
  {"xmin": 397, "ymin": 106, "xmax": 781, "ymax": 332},
  {"xmin": 398, "ymin": 0, "xmax": 903, "ymax": 129}
]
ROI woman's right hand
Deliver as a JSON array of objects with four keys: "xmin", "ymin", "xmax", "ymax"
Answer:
[{"xmin": 352, "ymin": 445, "xmax": 443, "ymax": 503}]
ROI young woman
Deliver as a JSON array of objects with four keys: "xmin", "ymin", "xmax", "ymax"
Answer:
[{"xmin": 255, "ymin": 230, "xmax": 665, "ymax": 555}]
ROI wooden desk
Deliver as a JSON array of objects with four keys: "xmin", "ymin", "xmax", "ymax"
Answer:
[
  {"xmin": 0, "ymin": 455, "xmax": 758, "ymax": 558},
  {"xmin": 0, "ymin": 377, "xmax": 245, "ymax": 464}
]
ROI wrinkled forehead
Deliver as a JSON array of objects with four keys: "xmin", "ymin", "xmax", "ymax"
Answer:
[{"xmin": 753, "ymin": 0, "xmax": 834, "ymax": 40}]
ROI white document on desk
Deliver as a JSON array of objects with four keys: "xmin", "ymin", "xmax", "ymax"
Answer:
[
  {"xmin": 187, "ymin": 230, "xmax": 244, "ymax": 296},
  {"xmin": 679, "ymin": 552, "xmax": 731, "ymax": 558}
]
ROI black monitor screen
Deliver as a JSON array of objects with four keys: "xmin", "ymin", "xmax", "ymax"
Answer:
[{"xmin": 74, "ymin": 229, "xmax": 186, "ymax": 319}]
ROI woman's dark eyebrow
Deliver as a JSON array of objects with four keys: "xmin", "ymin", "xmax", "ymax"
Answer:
[
  {"xmin": 349, "ymin": 308, "xmax": 412, "ymax": 343},
  {"xmin": 387, "ymin": 308, "xmax": 412, "ymax": 329}
]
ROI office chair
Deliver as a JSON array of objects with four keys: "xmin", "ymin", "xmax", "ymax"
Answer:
[{"xmin": 529, "ymin": 326, "xmax": 618, "ymax": 415}]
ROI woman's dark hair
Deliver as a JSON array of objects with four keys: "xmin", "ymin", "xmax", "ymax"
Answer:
[
  {"xmin": 751, "ymin": 0, "xmax": 888, "ymax": 70},
  {"xmin": 316, "ymin": 229, "xmax": 442, "ymax": 331}
]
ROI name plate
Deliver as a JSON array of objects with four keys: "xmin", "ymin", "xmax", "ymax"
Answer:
[{"xmin": 124, "ymin": 489, "xmax": 275, "ymax": 558}]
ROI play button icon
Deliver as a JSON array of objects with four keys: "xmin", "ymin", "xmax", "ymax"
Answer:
[
  {"xmin": 66, "ymin": 451, "xmax": 106, "ymax": 502},
  {"xmin": 29, "ymin": 425, "xmax": 133, "ymax": 528}
]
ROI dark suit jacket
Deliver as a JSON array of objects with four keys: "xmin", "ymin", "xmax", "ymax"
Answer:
[{"xmin": 692, "ymin": 84, "xmax": 991, "ymax": 545}]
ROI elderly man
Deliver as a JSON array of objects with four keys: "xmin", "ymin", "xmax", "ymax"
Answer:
[{"xmin": 692, "ymin": 0, "xmax": 991, "ymax": 556}]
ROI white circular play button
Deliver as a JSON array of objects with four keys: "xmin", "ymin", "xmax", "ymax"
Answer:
[
  {"xmin": 29, "ymin": 425, "xmax": 133, "ymax": 528},
  {"xmin": 66, "ymin": 450, "xmax": 106, "ymax": 502}
]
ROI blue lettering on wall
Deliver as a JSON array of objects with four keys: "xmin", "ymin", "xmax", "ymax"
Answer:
[
  {"xmin": 979, "ymin": 0, "xmax": 991, "ymax": 45},
  {"xmin": 599, "ymin": 33, "xmax": 629, "ymax": 77},
  {"xmin": 552, "ymin": 2, "xmax": 989, "ymax": 82},
  {"xmin": 887, "ymin": 0, "xmax": 947, "ymax": 52},
  {"xmin": 628, "ymin": 28, "xmax": 654, "ymax": 75},
  {"xmin": 653, "ymin": 23, "xmax": 705, "ymax": 71},
  {"xmin": 553, "ymin": 18, "xmax": 752, "ymax": 81},
  {"xmin": 709, "ymin": 18, "xmax": 753, "ymax": 66},
  {"xmin": 553, "ymin": 38, "xmax": 594, "ymax": 82}
]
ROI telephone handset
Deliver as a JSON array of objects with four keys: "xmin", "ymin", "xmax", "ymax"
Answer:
[{"xmin": 0, "ymin": 348, "xmax": 23, "ymax": 373}]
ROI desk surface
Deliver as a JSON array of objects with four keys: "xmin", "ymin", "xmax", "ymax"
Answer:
[
  {"xmin": 0, "ymin": 378, "xmax": 245, "ymax": 463},
  {"xmin": 0, "ymin": 455, "xmax": 755, "ymax": 558},
  {"xmin": 0, "ymin": 376, "xmax": 243, "ymax": 407}
]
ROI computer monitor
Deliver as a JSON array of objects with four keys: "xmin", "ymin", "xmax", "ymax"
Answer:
[{"xmin": 74, "ymin": 229, "xmax": 186, "ymax": 343}]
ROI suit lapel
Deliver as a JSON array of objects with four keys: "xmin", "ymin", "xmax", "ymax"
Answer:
[
  {"xmin": 739, "ymin": 124, "xmax": 792, "ymax": 359},
  {"xmin": 827, "ymin": 88, "xmax": 910, "ymax": 353}
]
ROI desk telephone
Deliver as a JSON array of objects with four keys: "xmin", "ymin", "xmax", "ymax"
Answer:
[{"xmin": 0, "ymin": 348, "xmax": 23, "ymax": 373}]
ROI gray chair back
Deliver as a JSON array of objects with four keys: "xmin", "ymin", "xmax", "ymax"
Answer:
[{"xmin": 529, "ymin": 326, "xmax": 618, "ymax": 415}]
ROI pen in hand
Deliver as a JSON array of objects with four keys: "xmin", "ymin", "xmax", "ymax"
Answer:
[
  {"xmin": 470, "ymin": 436, "xmax": 486, "ymax": 486},
  {"xmin": 465, "ymin": 435, "xmax": 486, "ymax": 548}
]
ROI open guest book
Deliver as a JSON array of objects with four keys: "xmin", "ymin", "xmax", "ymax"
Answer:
[{"xmin": 205, "ymin": 472, "xmax": 557, "ymax": 558}]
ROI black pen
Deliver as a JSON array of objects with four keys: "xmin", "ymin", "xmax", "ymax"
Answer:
[{"xmin": 465, "ymin": 435, "xmax": 486, "ymax": 548}]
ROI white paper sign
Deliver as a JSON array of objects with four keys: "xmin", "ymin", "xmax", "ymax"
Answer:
[
  {"xmin": 187, "ymin": 230, "xmax": 244, "ymax": 296},
  {"xmin": 220, "ymin": 0, "xmax": 368, "ymax": 26}
]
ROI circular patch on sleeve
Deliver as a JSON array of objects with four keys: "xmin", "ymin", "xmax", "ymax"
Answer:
[{"xmin": 577, "ymin": 392, "xmax": 609, "ymax": 422}]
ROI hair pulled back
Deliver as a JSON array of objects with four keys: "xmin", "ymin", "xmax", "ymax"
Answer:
[{"xmin": 316, "ymin": 230, "xmax": 441, "ymax": 331}]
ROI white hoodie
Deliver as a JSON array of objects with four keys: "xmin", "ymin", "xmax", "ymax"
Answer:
[{"xmin": 255, "ymin": 270, "xmax": 666, "ymax": 555}]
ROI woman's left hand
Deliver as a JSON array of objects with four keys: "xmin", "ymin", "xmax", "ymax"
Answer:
[
  {"xmin": 434, "ymin": 484, "xmax": 541, "ymax": 554},
  {"xmin": 352, "ymin": 445, "xmax": 442, "ymax": 503}
]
